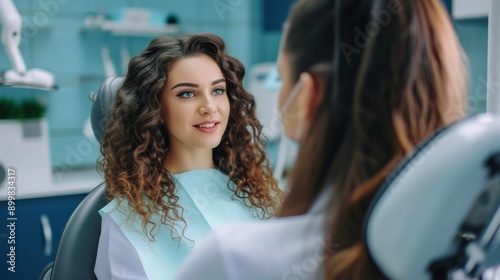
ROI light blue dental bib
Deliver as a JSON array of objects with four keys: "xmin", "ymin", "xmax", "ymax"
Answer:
[{"xmin": 99, "ymin": 169, "xmax": 258, "ymax": 280}]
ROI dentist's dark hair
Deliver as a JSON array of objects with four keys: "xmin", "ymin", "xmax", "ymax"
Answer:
[
  {"xmin": 278, "ymin": 0, "xmax": 467, "ymax": 279},
  {"xmin": 98, "ymin": 33, "xmax": 281, "ymax": 242}
]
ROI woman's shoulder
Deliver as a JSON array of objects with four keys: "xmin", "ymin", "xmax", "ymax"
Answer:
[
  {"xmin": 99, "ymin": 197, "xmax": 145, "ymax": 226},
  {"xmin": 100, "ymin": 196, "xmax": 130, "ymax": 213},
  {"xmin": 99, "ymin": 197, "xmax": 120, "ymax": 214}
]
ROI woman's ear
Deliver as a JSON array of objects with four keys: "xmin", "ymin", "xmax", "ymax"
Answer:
[{"xmin": 297, "ymin": 72, "xmax": 325, "ymax": 122}]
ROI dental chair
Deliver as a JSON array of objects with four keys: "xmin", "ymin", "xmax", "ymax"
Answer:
[
  {"xmin": 39, "ymin": 76, "xmax": 124, "ymax": 280},
  {"xmin": 365, "ymin": 114, "xmax": 500, "ymax": 279}
]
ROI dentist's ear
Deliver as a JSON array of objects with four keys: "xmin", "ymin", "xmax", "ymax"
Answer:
[{"xmin": 297, "ymin": 72, "xmax": 325, "ymax": 122}]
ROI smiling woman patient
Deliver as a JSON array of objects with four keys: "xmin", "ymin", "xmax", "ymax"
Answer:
[
  {"xmin": 94, "ymin": 33, "xmax": 281, "ymax": 280},
  {"xmin": 162, "ymin": 55, "xmax": 230, "ymax": 168}
]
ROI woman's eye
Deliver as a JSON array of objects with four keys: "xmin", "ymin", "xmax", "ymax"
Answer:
[
  {"xmin": 213, "ymin": 88, "xmax": 226, "ymax": 95},
  {"xmin": 178, "ymin": 91, "xmax": 195, "ymax": 98}
]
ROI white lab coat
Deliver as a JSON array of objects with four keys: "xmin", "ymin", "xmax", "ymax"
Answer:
[{"xmin": 173, "ymin": 189, "xmax": 331, "ymax": 280}]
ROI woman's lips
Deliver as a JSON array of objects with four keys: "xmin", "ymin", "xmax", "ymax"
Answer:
[{"xmin": 194, "ymin": 121, "xmax": 220, "ymax": 133}]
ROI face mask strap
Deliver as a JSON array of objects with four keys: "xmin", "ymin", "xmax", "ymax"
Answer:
[
  {"xmin": 294, "ymin": 117, "xmax": 305, "ymax": 140},
  {"xmin": 278, "ymin": 79, "xmax": 305, "ymax": 142},
  {"xmin": 280, "ymin": 79, "xmax": 303, "ymax": 116}
]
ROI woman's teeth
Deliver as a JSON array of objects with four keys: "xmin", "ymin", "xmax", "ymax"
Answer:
[{"xmin": 197, "ymin": 123, "xmax": 216, "ymax": 128}]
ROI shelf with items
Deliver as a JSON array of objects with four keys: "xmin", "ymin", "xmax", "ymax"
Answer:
[
  {"xmin": 99, "ymin": 21, "xmax": 179, "ymax": 36},
  {"xmin": 82, "ymin": 9, "xmax": 180, "ymax": 37}
]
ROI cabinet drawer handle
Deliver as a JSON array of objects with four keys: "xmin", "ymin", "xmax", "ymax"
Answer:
[{"xmin": 40, "ymin": 214, "xmax": 52, "ymax": 256}]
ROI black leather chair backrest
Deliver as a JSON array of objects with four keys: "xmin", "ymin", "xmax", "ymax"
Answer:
[
  {"xmin": 90, "ymin": 76, "xmax": 125, "ymax": 143},
  {"xmin": 49, "ymin": 183, "xmax": 107, "ymax": 280}
]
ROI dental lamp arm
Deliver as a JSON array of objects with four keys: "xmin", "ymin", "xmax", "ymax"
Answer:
[
  {"xmin": 0, "ymin": 0, "xmax": 27, "ymax": 74},
  {"xmin": 0, "ymin": 0, "xmax": 56, "ymax": 90}
]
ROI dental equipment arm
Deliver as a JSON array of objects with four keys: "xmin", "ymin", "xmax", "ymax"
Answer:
[
  {"xmin": 0, "ymin": 0, "xmax": 57, "ymax": 90},
  {"xmin": 0, "ymin": 0, "xmax": 25, "ymax": 74}
]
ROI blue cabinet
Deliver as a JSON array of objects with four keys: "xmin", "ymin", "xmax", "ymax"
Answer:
[{"xmin": 0, "ymin": 193, "xmax": 87, "ymax": 280}]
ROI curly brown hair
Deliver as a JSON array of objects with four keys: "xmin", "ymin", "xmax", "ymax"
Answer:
[{"xmin": 98, "ymin": 33, "xmax": 282, "ymax": 241}]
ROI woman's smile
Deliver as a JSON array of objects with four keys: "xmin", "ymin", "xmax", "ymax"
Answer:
[{"xmin": 193, "ymin": 121, "xmax": 220, "ymax": 133}]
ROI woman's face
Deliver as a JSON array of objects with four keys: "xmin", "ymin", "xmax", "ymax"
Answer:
[
  {"xmin": 161, "ymin": 54, "xmax": 230, "ymax": 151},
  {"xmin": 277, "ymin": 50, "xmax": 302, "ymax": 140}
]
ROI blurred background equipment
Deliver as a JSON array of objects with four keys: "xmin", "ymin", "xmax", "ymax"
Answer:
[
  {"xmin": 0, "ymin": 0, "xmax": 57, "ymax": 90},
  {"xmin": 248, "ymin": 62, "xmax": 298, "ymax": 188}
]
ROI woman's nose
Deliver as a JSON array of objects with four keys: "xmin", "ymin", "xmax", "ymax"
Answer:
[{"xmin": 198, "ymin": 96, "xmax": 217, "ymax": 115}]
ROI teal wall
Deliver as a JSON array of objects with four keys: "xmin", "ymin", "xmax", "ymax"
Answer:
[
  {"xmin": 0, "ymin": 0, "xmax": 264, "ymax": 171},
  {"xmin": 0, "ymin": 0, "xmax": 491, "ymax": 172},
  {"xmin": 455, "ymin": 18, "xmax": 489, "ymax": 116}
]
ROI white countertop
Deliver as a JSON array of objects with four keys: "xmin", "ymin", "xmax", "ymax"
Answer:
[{"xmin": 0, "ymin": 167, "xmax": 104, "ymax": 201}]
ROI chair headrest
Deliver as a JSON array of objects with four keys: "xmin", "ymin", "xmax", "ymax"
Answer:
[
  {"xmin": 365, "ymin": 113, "xmax": 500, "ymax": 279},
  {"xmin": 90, "ymin": 76, "xmax": 124, "ymax": 143}
]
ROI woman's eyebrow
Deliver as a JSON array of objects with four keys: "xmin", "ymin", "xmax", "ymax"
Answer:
[
  {"xmin": 171, "ymin": 79, "xmax": 225, "ymax": 90},
  {"xmin": 171, "ymin": 82, "xmax": 198, "ymax": 90},
  {"xmin": 212, "ymin": 78, "xmax": 225, "ymax": 85}
]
